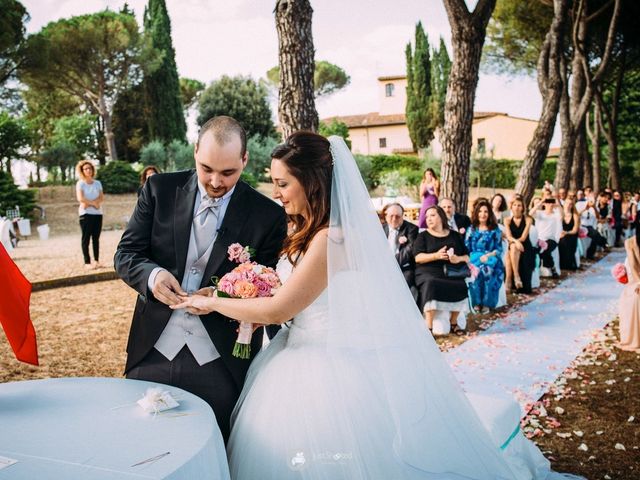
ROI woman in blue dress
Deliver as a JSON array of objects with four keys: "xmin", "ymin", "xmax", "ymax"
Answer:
[{"xmin": 466, "ymin": 199, "xmax": 504, "ymax": 313}]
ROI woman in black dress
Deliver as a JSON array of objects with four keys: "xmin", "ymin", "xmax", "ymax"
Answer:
[
  {"xmin": 504, "ymin": 196, "xmax": 536, "ymax": 293},
  {"xmin": 559, "ymin": 198, "xmax": 580, "ymax": 270},
  {"xmin": 413, "ymin": 205, "xmax": 470, "ymax": 334}
]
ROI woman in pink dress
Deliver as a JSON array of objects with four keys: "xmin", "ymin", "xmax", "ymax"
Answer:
[
  {"xmin": 417, "ymin": 168, "xmax": 440, "ymax": 228},
  {"xmin": 618, "ymin": 218, "xmax": 640, "ymax": 352}
]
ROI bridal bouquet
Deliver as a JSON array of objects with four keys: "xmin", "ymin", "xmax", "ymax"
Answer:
[
  {"xmin": 611, "ymin": 263, "xmax": 628, "ymax": 284},
  {"xmin": 212, "ymin": 243, "xmax": 281, "ymax": 359}
]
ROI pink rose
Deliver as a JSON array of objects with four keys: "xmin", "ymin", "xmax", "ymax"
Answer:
[
  {"xmin": 234, "ymin": 280, "xmax": 258, "ymax": 298},
  {"xmin": 459, "ymin": 227, "xmax": 466, "ymax": 235},
  {"xmin": 398, "ymin": 235, "xmax": 408, "ymax": 245},
  {"xmin": 227, "ymin": 243, "xmax": 245, "ymax": 262},
  {"xmin": 611, "ymin": 263, "xmax": 628, "ymax": 284},
  {"xmin": 255, "ymin": 280, "xmax": 272, "ymax": 297},
  {"xmin": 217, "ymin": 278, "xmax": 235, "ymax": 296},
  {"xmin": 238, "ymin": 249, "xmax": 251, "ymax": 263}
]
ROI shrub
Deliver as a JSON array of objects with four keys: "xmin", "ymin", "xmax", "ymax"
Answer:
[
  {"xmin": 0, "ymin": 170, "xmax": 37, "ymax": 219},
  {"xmin": 139, "ymin": 140, "xmax": 167, "ymax": 170},
  {"xmin": 167, "ymin": 140, "xmax": 194, "ymax": 171},
  {"xmin": 240, "ymin": 171, "xmax": 258, "ymax": 188},
  {"xmin": 354, "ymin": 154, "xmax": 374, "ymax": 191},
  {"xmin": 96, "ymin": 161, "xmax": 139, "ymax": 193},
  {"xmin": 246, "ymin": 134, "xmax": 279, "ymax": 181}
]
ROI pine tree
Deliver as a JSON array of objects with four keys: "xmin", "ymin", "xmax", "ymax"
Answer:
[
  {"xmin": 430, "ymin": 37, "xmax": 451, "ymax": 129},
  {"xmin": 143, "ymin": 0, "xmax": 186, "ymax": 143},
  {"xmin": 405, "ymin": 22, "xmax": 435, "ymax": 151}
]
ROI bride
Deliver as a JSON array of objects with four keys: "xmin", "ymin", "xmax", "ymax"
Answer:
[{"xmin": 173, "ymin": 132, "xmax": 577, "ymax": 479}]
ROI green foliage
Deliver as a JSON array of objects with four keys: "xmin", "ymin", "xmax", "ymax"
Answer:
[
  {"xmin": 240, "ymin": 171, "xmax": 258, "ymax": 188},
  {"xmin": 483, "ymin": 0, "xmax": 552, "ymax": 76},
  {"xmin": 112, "ymin": 82, "xmax": 149, "ymax": 163},
  {"xmin": 379, "ymin": 167, "xmax": 423, "ymax": 198},
  {"xmin": 167, "ymin": 139, "xmax": 193, "ymax": 171},
  {"xmin": 266, "ymin": 60, "xmax": 350, "ymax": 98},
  {"xmin": 0, "ymin": 110, "xmax": 29, "ymax": 170},
  {"xmin": 19, "ymin": 10, "xmax": 158, "ymax": 160},
  {"xmin": 143, "ymin": 0, "xmax": 186, "ymax": 143},
  {"xmin": 52, "ymin": 114, "xmax": 95, "ymax": 156},
  {"xmin": 353, "ymin": 154, "xmax": 374, "ymax": 191},
  {"xmin": 246, "ymin": 134, "xmax": 278, "ymax": 182},
  {"xmin": 197, "ymin": 75, "xmax": 275, "ymax": 138},
  {"xmin": 614, "ymin": 67, "xmax": 640, "ymax": 191},
  {"xmin": 405, "ymin": 22, "xmax": 436, "ymax": 150},
  {"xmin": 179, "ymin": 77, "xmax": 205, "ymax": 111},
  {"xmin": 353, "ymin": 153, "xmax": 423, "ymax": 190},
  {"xmin": 0, "ymin": 0, "xmax": 28, "ymax": 86},
  {"xmin": 430, "ymin": 37, "xmax": 451, "ymax": 129},
  {"xmin": 40, "ymin": 141, "xmax": 77, "ymax": 181},
  {"xmin": 96, "ymin": 160, "xmax": 139, "ymax": 193},
  {"xmin": 318, "ymin": 119, "xmax": 351, "ymax": 149},
  {"xmin": 0, "ymin": 169, "xmax": 36, "ymax": 219},
  {"xmin": 139, "ymin": 140, "xmax": 167, "ymax": 169}
]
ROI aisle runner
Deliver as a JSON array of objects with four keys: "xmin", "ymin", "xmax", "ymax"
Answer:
[{"xmin": 446, "ymin": 251, "xmax": 626, "ymax": 414}]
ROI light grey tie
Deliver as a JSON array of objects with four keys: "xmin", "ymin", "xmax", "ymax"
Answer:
[
  {"xmin": 388, "ymin": 228, "xmax": 398, "ymax": 254},
  {"xmin": 193, "ymin": 197, "xmax": 221, "ymax": 258}
]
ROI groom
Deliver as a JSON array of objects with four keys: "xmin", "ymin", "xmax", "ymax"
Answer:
[{"xmin": 114, "ymin": 116, "xmax": 287, "ymax": 442}]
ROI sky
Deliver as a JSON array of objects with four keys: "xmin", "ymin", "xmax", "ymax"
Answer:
[{"xmin": 19, "ymin": 0, "xmax": 558, "ymax": 145}]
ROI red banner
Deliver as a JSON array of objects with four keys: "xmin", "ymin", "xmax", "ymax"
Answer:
[{"xmin": 0, "ymin": 243, "xmax": 38, "ymax": 365}]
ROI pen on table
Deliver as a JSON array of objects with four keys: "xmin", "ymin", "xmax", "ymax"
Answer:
[{"xmin": 131, "ymin": 451, "xmax": 170, "ymax": 467}]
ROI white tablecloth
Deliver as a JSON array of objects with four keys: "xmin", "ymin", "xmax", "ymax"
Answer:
[{"xmin": 0, "ymin": 377, "xmax": 230, "ymax": 479}]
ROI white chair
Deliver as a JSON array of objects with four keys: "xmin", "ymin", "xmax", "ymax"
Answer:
[
  {"xmin": 432, "ymin": 309, "xmax": 467, "ymax": 336},
  {"xmin": 579, "ymin": 236, "xmax": 592, "ymax": 258},
  {"xmin": 0, "ymin": 218, "xmax": 14, "ymax": 253},
  {"xmin": 529, "ymin": 225, "xmax": 540, "ymax": 289}
]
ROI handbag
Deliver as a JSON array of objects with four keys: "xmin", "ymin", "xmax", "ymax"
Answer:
[{"xmin": 443, "ymin": 262, "xmax": 471, "ymax": 279}]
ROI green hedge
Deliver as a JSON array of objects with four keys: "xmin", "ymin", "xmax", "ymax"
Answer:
[
  {"xmin": 96, "ymin": 161, "xmax": 139, "ymax": 194},
  {"xmin": 0, "ymin": 170, "xmax": 37, "ymax": 219}
]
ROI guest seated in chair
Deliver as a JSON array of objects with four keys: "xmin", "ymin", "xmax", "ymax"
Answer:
[
  {"xmin": 580, "ymin": 198, "xmax": 608, "ymax": 259},
  {"xmin": 382, "ymin": 203, "xmax": 419, "ymax": 302},
  {"xmin": 466, "ymin": 200, "xmax": 504, "ymax": 314},
  {"xmin": 413, "ymin": 206, "xmax": 469, "ymax": 335},
  {"xmin": 439, "ymin": 197, "xmax": 471, "ymax": 235},
  {"xmin": 559, "ymin": 198, "xmax": 580, "ymax": 270},
  {"xmin": 530, "ymin": 197, "xmax": 562, "ymax": 278},
  {"xmin": 504, "ymin": 196, "xmax": 535, "ymax": 294}
]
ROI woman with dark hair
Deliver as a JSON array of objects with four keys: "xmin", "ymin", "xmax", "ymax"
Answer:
[
  {"xmin": 413, "ymin": 205, "xmax": 470, "ymax": 334},
  {"xmin": 558, "ymin": 199, "xmax": 580, "ymax": 270},
  {"xmin": 491, "ymin": 193, "xmax": 508, "ymax": 225},
  {"xmin": 618, "ymin": 217, "xmax": 640, "ymax": 352},
  {"xmin": 173, "ymin": 132, "xmax": 573, "ymax": 479},
  {"xmin": 417, "ymin": 168, "xmax": 440, "ymax": 228},
  {"xmin": 137, "ymin": 165, "xmax": 161, "ymax": 196},
  {"xmin": 466, "ymin": 199, "xmax": 504, "ymax": 313}
]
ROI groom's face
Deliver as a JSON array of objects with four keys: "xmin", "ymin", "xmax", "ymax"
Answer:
[{"xmin": 194, "ymin": 131, "xmax": 247, "ymax": 198}]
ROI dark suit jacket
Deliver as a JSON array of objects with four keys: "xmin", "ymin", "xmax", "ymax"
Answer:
[
  {"xmin": 454, "ymin": 213, "xmax": 471, "ymax": 232},
  {"xmin": 114, "ymin": 171, "xmax": 287, "ymax": 390},
  {"xmin": 383, "ymin": 220, "xmax": 419, "ymax": 274}
]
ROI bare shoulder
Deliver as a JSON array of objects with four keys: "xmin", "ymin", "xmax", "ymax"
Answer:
[{"xmin": 308, "ymin": 228, "xmax": 330, "ymax": 249}]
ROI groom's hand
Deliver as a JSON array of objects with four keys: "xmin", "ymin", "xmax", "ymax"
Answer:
[{"xmin": 153, "ymin": 270, "xmax": 188, "ymax": 306}]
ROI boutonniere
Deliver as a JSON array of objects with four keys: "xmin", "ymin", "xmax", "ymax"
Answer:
[
  {"xmin": 459, "ymin": 227, "xmax": 466, "ymax": 235},
  {"xmin": 398, "ymin": 235, "xmax": 408, "ymax": 245}
]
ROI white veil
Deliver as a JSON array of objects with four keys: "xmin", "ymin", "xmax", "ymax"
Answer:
[{"xmin": 325, "ymin": 136, "xmax": 533, "ymax": 479}]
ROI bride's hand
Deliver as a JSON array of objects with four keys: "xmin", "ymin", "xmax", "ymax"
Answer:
[{"xmin": 171, "ymin": 294, "xmax": 217, "ymax": 315}]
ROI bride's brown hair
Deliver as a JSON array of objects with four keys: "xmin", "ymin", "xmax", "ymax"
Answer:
[{"xmin": 271, "ymin": 131, "xmax": 333, "ymax": 265}]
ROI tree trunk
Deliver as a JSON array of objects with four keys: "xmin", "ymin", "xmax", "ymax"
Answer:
[
  {"xmin": 554, "ymin": 0, "xmax": 621, "ymax": 190},
  {"xmin": 586, "ymin": 104, "xmax": 602, "ymax": 192},
  {"xmin": 570, "ymin": 121, "xmax": 588, "ymax": 190},
  {"xmin": 440, "ymin": 0, "xmax": 496, "ymax": 213},
  {"xmin": 98, "ymin": 93, "xmax": 117, "ymax": 161},
  {"xmin": 515, "ymin": 0, "xmax": 568, "ymax": 205},
  {"xmin": 275, "ymin": 0, "xmax": 318, "ymax": 139}
]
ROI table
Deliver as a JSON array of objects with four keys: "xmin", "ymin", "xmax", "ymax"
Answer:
[{"xmin": 0, "ymin": 377, "xmax": 230, "ymax": 479}]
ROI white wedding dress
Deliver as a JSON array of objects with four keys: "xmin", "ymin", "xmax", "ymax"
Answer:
[{"xmin": 226, "ymin": 137, "xmax": 580, "ymax": 480}]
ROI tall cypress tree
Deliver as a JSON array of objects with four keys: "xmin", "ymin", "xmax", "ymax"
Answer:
[
  {"xmin": 430, "ymin": 37, "xmax": 451, "ymax": 130},
  {"xmin": 405, "ymin": 22, "xmax": 434, "ymax": 151},
  {"xmin": 143, "ymin": 0, "xmax": 186, "ymax": 143}
]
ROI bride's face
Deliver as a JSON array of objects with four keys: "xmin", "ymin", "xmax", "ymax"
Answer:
[{"xmin": 271, "ymin": 159, "xmax": 307, "ymax": 217}]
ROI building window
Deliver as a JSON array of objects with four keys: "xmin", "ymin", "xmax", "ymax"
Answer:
[
  {"xmin": 379, "ymin": 138, "xmax": 387, "ymax": 148},
  {"xmin": 385, "ymin": 83, "xmax": 395, "ymax": 97},
  {"xmin": 477, "ymin": 138, "xmax": 486, "ymax": 155}
]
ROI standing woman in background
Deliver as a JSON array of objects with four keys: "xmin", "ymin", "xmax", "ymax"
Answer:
[
  {"xmin": 76, "ymin": 160, "xmax": 104, "ymax": 269},
  {"xmin": 417, "ymin": 168, "xmax": 440, "ymax": 229}
]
